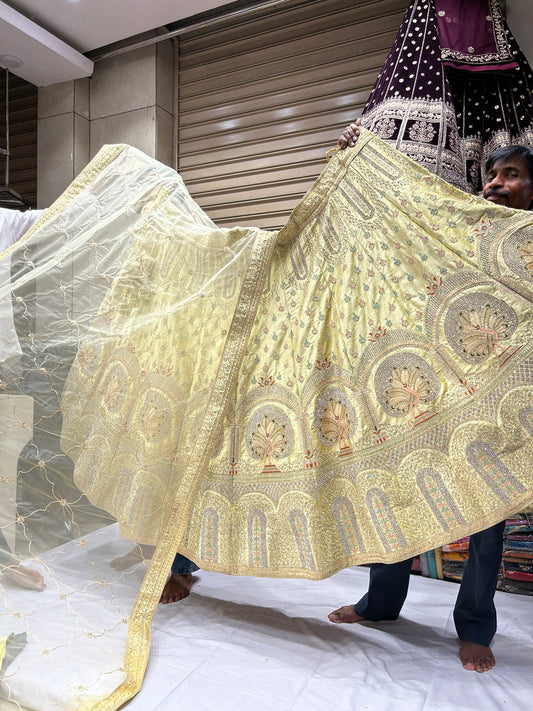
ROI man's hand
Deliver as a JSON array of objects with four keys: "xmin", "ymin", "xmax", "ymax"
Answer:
[{"xmin": 337, "ymin": 118, "xmax": 362, "ymax": 149}]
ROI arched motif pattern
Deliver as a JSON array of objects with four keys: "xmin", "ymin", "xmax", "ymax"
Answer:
[
  {"xmin": 317, "ymin": 212, "xmax": 342, "ymax": 254},
  {"xmin": 200, "ymin": 506, "xmax": 220, "ymax": 563},
  {"xmin": 416, "ymin": 467, "xmax": 466, "ymax": 530},
  {"xmin": 366, "ymin": 487, "xmax": 407, "ymax": 552},
  {"xmin": 518, "ymin": 405, "xmax": 533, "ymax": 436},
  {"xmin": 127, "ymin": 485, "xmax": 153, "ymax": 532},
  {"xmin": 289, "ymin": 509, "xmax": 315, "ymax": 570},
  {"xmin": 332, "ymin": 496, "xmax": 366, "ymax": 555},
  {"xmin": 247, "ymin": 509, "xmax": 268, "ymax": 568},
  {"xmin": 466, "ymin": 441, "xmax": 527, "ymax": 503}
]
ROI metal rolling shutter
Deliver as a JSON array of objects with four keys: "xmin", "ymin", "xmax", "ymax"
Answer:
[
  {"xmin": 177, "ymin": 0, "xmax": 408, "ymax": 230},
  {"xmin": 0, "ymin": 72, "xmax": 38, "ymax": 208}
]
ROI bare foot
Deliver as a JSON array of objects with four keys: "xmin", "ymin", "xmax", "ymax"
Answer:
[
  {"xmin": 110, "ymin": 544, "xmax": 154, "ymax": 571},
  {"xmin": 328, "ymin": 605, "xmax": 366, "ymax": 623},
  {"xmin": 159, "ymin": 573, "xmax": 196, "ymax": 604},
  {"xmin": 459, "ymin": 641, "xmax": 495, "ymax": 673},
  {"xmin": 2, "ymin": 561, "xmax": 45, "ymax": 591}
]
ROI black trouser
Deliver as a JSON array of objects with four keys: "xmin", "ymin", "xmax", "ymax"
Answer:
[{"xmin": 353, "ymin": 521, "xmax": 505, "ymax": 646}]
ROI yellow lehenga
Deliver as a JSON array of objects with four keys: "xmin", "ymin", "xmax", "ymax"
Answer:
[{"xmin": 1, "ymin": 128, "xmax": 533, "ymax": 708}]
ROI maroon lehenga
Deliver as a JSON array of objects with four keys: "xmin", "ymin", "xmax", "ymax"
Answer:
[{"xmin": 360, "ymin": 0, "xmax": 533, "ymax": 192}]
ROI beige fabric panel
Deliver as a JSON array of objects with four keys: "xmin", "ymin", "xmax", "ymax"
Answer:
[
  {"xmin": 177, "ymin": 0, "xmax": 409, "ymax": 230},
  {"xmin": 0, "ymin": 73, "xmax": 38, "ymax": 207}
]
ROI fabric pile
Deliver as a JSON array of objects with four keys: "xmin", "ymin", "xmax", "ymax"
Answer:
[
  {"xmin": 437, "ymin": 510, "xmax": 533, "ymax": 593},
  {"xmin": 441, "ymin": 537, "xmax": 470, "ymax": 582},
  {"xmin": 417, "ymin": 548, "xmax": 443, "ymax": 579},
  {"xmin": 499, "ymin": 511, "xmax": 533, "ymax": 594}
]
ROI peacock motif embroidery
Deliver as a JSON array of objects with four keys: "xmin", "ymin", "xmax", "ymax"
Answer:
[
  {"xmin": 249, "ymin": 415, "xmax": 289, "ymax": 472},
  {"xmin": 386, "ymin": 366, "xmax": 432, "ymax": 417}
]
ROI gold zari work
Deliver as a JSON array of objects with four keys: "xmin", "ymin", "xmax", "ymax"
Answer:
[{"xmin": 2, "ymin": 130, "xmax": 533, "ymax": 708}]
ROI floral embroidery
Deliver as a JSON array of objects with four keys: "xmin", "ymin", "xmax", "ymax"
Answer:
[
  {"xmin": 374, "ymin": 118, "xmax": 396, "ymax": 140},
  {"xmin": 258, "ymin": 374, "xmax": 276, "ymax": 388},
  {"xmin": 409, "ymin": 121, "xmax": 436, "ymax": 144},
  {"xmin": 315, "ymin": 356, "xmax": 332, "ymax": 371},
  {"xmin": 139, "ymin": 400, "xmax": 167, "ymax": 440},
  {"xmin": 103, "ymin": 374, "xmax": 124, "ymax": 411},
  {"xmin": 473, "ymin": 218, "xmax": 492, "ymax": 237},
  {"xmin": 369, "ymin": 325, "xmax": 387, "ymax": 342},
  {"xmin": 426, "ymin": 275, "xmax": 443, "ymax": 295}
]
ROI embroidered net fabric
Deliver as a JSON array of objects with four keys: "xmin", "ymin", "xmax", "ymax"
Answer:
[{"xmin": 1, "ymin": 132, "xmax": 533, "ymax": 708}]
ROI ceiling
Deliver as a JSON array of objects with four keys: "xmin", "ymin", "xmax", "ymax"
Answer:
[{"xmin": 0, "ymin": 0, "xmax": 237, "ymax": 86}]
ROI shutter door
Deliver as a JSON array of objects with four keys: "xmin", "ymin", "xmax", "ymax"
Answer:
[
  {"xmin": 0, "ymin": 72, "xmax": 38, "ymax": 208},
  {"xmin": 177, "ymin": 0, "xmax": 408, "ymax": 230}
]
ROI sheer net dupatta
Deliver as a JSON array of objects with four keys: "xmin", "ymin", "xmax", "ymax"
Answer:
[{"xmin": 0, "ymin": 145, "xmax": 273, "ymax": 710}]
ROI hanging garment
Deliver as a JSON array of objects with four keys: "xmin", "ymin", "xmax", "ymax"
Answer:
[
  {"xmin": 360, "ymin": 0, "xmax": 533, "ymax": 192},
  {"xmin": 2, "ymin": 130, "xmax": 533, "ymax": 708}
]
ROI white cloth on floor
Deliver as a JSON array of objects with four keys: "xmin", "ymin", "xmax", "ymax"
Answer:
[{"xmin": 3, "ymin": 522, "xmax": 531, "ymax": 711}]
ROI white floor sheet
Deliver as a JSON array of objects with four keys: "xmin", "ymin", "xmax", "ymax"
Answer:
[
  {"xmin": 1, "ymin": 526, "xmax": 532, "ymax": 711},
  {"xmin": 128, "ymin": 566, "xmax": 533, "ymax": 711}
]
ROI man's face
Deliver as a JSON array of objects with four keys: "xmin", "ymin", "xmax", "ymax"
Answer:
[{"xmin": 483, "ymin": 156, "xmax": 533, "ymax": 210}]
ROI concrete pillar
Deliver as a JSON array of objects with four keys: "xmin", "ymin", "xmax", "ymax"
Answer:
[
  {"xmin": 507, "ymin": 0, "xmax": 533, "ymax": 67},
  {"xmin": 89, "ymin": 40, "xmax": 174, "ymax": 165},
  {"xmin": 37, "ymin": 79, "xmax": 89, "ymax": 209},
  {"xmin": 37, "ymin": 38, "xmax": 175, "ymax": 208}
]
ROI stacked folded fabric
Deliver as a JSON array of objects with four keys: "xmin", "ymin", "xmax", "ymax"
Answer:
[
  {"xmin": 419, "ymin": 511, "xmax": 533, "ymax": 594},
  {"xmin": 441, "ymin": 538, "xmax": 470, "ymax": 583},
  {"xmin": 499, "ymin": 512, "xmax": 533, "ymax": 596},
  {"xmin": 417, "ymin": 549, "xmax": 443, "ymax": 579}
]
